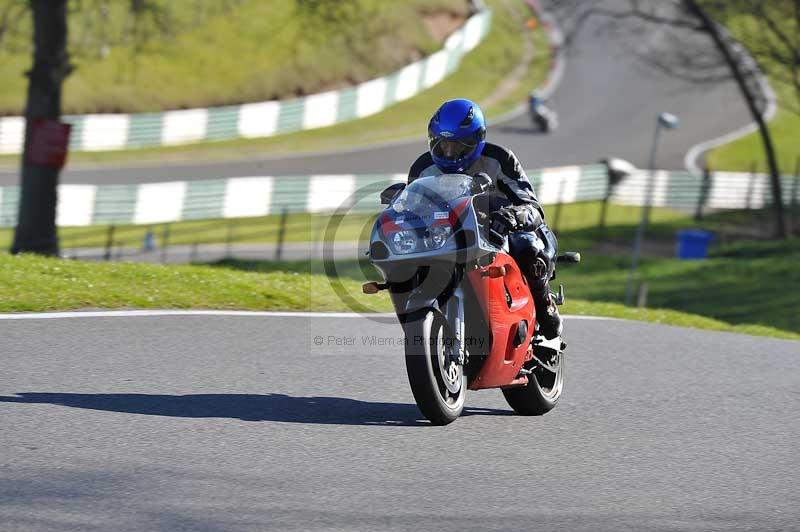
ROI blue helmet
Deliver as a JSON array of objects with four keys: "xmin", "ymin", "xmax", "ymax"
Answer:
[{"xmin": 428, "ymin": 98, "xmax": 486, "ymax": 173}]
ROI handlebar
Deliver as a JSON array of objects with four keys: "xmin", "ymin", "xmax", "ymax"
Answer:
[{"xmin": 557, "ymin": 252, "xmax": 581, "ymax": 263}]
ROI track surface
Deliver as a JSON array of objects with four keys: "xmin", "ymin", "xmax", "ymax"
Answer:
[
  {"xmin": 0, "ymin": 0, "xmax": 751, "ymax": 186},
  {"xmin": 1, "ymin": 4, "xmax": 791, "ymax": 530},
  {"xmin": 1, "ymin": 314, "xmax": 798, "ymax": 531}
]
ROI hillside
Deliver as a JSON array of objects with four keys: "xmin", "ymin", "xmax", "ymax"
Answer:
[{"xmin": 0, "ymin": 0, "xmax": 470, "ymax": 115}]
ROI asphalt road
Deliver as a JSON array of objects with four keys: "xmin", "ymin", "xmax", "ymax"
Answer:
[
  {"xmin": 0, "ymin": 0, "xmax": 752, "ymax": 186},
  {"xmin": 1, "ymin": 313, "xmax": 798, "ymax": 531}
]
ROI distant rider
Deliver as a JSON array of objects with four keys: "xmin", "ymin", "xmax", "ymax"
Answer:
[
  {"xmin": 528, "ymin": 89, "xmax": 556, "ymax": 131},
  {"xmin": 407, "ymin": 98, "xmax": 562, "ymax": 339},
  {"xmin": 528, "ymin": 90, "xmax": 543, "ymax": 114}
]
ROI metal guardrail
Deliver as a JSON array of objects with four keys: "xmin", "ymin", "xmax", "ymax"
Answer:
[
  {"xmin": 37, "ymin": 162, "xmax": 798, "ymax": 264},
  {"xmin": 2, "ymin": 164, "xmax": 798, "ymax": 229}
]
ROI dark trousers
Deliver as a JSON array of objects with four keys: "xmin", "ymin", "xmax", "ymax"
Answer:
[{"xmin": 507, "ymin": 224, "xmax": 558, "ymax": 293}]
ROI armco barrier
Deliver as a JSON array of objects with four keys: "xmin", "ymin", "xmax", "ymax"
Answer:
[
  {"xmin": 0, "ymin": 10, "xmax": 492, "ymax": 155},
  {"xmin": 0, "ymin": 165, "xmax": 796, "ymax": 228}
]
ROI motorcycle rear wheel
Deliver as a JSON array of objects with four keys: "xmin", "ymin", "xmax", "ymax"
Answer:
[
  {"xmin": 502, "ymin": 349, "xmax": 564, "ymax": 415},
  {"xmin": 404, "ymin": 311, "xmax": 465, "ymax": 425}
]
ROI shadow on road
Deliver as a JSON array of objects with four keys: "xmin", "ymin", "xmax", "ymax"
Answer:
[{"xmin": 0, "ymin": 392, "xmax": 512, "ymax": 426}]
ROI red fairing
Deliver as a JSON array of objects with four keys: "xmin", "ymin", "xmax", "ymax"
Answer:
[{"xmin": 467, "ymin": 252, "xmax": 535, "ymax": 390}]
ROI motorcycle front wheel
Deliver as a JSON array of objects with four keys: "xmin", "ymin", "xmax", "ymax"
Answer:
[
  {"xmin": 502, "ymin": 348, "xmax": 564, "ymax": 415},
  {"xmin": 403, "ymin": 310, "xmax": 465, "ymax": 425}
]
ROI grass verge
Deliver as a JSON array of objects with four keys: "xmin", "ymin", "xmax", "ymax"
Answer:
[
  {"xmin": 707, "ymin": 90, "xmax": 800, "ymax": 175},
  {"xmin": 0, "ymin": 241, "xmax": 797, "ymax": 341},
  {"xmin": 552, "ymin": 241, "xmax": 800, "ymax": 338}
]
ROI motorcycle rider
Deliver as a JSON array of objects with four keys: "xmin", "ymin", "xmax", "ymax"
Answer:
[
  {"xmin": 528, "ymin": 89, "xmax": 556, "ymax": 132},
  {"xmin": 407, "ymin": 98, "xmax": 563, "ymax": 339},
  {"xmin": 528, "ymin": 89, "xmax": 543, "ymax": 114}
]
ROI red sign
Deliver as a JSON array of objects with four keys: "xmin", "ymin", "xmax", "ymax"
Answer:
[{"xmin": 25, "ymin": 118, "xmax": 72, "ymax": 169}]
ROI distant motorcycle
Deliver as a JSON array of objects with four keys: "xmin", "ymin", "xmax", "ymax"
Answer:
[
  {"xmin": 364, "ymin": 174, "xmax": 580, "ymax": 425},
  {"xmin": 529, "ymin": 101, "xmax": 558, "ymax": 133}
]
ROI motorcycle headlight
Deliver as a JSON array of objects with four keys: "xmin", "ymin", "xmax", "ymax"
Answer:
[
  {"xmin": 424, "ymin": 223, "xmax": 452, "ymax": 250},
  {"xmin": 389, "ymin": 230, "xmax": 418, "ymax": 254}
]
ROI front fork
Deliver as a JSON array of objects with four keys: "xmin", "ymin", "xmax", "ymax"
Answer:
[
  {"xmin": 444, "ymin": 285, "xmax": 466, "ymax": 366},
  {"xmin": 393, "ymin": 266, "xmax": 467, "ymax": 365}
]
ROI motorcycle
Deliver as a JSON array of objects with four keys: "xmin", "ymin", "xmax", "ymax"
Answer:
[
  {"xmin": 529, "ymin": 101, "xmax": 558, "ymax": 133},
  {"xmin": 363, "ymin": 173, "xmax": 580, "ymax": 425}
]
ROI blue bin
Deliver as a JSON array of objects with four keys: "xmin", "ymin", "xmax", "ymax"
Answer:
[{"xmin": 676, "ymin": 230, "xmax": 713, "ymax": 259}]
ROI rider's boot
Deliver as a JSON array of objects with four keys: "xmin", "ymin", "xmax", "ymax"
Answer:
[{"xmin": 532, "ymin": 282, "xmax": 563, "ymax": 340}]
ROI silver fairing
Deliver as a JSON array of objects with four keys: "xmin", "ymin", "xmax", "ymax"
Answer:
[{"xmin": 368, "ymin": 174, "xmax": 503, "ymax": 279}]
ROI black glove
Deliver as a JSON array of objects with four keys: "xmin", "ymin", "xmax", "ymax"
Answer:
[{"xmin": 489, "ymin": 207, "xmax": 518, "ymax": 236}]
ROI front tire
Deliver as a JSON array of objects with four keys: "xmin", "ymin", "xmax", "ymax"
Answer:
[
  {"xmin": 404, "ymin": 311, "xmax": 465, "ymax": 425},
  {"xmin": 502, "ymin": 348, "xmax": 564, "ymax": 415}
]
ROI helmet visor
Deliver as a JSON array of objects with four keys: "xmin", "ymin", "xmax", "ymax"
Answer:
[{"xmin": 429, "ymin": 136, "xmax": 477, "ymax": 162}]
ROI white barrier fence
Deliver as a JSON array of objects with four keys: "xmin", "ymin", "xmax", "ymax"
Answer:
[{"xmin": 1, "ymin": 164, "xmax": 796, "ymax": 228}]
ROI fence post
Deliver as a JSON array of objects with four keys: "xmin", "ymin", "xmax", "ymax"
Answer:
[
  {"xmin": 160, "ymin": 224, "xmax": 170, "ymax": 264},
  {"xmin": 275, "ymin": 207, "xmax": 288, "ymax": 261},
  {"xmin": 598, "ymin": 175, "xmax": 612, "ymax": 230},
  {"xmin": 190, "ymin": 242, "xmax": 198, "ymax": 263},
  {"xmin": 103, "ymin": 225, "xmax": 115, "ymax": 261},
  {"xmin": 636, "ymin": 281, "xmax": 649, "ymax": 308},
  {"xmin": 792, "ymin": 156, "xmax": 800, "ymax": 234},
  {"xmin": 142, "ymin": 226, "xmax": 156, "ymax": 252},
  {"xmin": 694, "ymin": 165, "xmax": 712, "ymax": 221},
  {"xmin": 225, "ymin": 221, "xmax": 235, "ymax": 258},
  {"xmin": 745, "ymin": 161, "xmax": 757, "ymax": 210}
]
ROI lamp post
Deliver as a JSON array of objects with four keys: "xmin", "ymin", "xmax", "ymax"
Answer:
[{"xmin": 624, "ymin": 112, "xmax": 679, "ymax": 306}]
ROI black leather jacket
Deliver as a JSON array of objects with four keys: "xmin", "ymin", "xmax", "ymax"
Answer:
[{"xmin": 407, "ymin": 142, "xmax": 544, "ymax": 230}]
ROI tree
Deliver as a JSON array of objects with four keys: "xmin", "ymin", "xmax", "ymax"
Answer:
[
  {"xmin": 550, "ymin": 0, "xmax": 798, "ymax": 237},
  {"xmin": 716, "ymin": 1, "xmax": 799, "ymax": 116},
  {"xmin": 11, "ymin": 0, "xmax": 71, "ymax": 255}
]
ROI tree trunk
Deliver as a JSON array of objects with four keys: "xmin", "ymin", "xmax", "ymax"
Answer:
[
  {"xmin": 11, "ymin": 0, "xmax": 71, "ymax": 255},
  {"xmin": 684, "ymin": 0, "xmax": 787, "ymax": 238}
]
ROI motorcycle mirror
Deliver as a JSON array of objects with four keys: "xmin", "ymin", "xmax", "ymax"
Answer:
[
  {"xmin": 380, "ymin": 183, "xmax": 406, "ymax": 205},
  {"xmin": 472, "ymin": 173, "xmax": 493, "ymax": 194}
]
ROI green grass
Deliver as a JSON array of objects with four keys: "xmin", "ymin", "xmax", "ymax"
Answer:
[
  {"xmin": 553, "ymin": 241, "xmax": 800, "ymax": 338},
  {"xmin": 1, "ymin": 249, "xmax": 797, "ymax": 340},
  {"xmin": 0, "ymin": 0, "xmax": 550, "ymax": 165},
  {"xmin": 0, "ymin": 0, "xmax": 468, "ymax": 115},
  {"xmin": 7, "ymin": 197, "xmax": 794, "ymax": 337},
  {"xmin": 707, "ymin": 90, "xmax": 800, "ymax": 175},
  {"xmin": 3, "ymin": 199, "xmax": 798, "ymax": 341},
  {"xmin": 0, "ymin": 253, "xmax": 373, "ymax": 313}
]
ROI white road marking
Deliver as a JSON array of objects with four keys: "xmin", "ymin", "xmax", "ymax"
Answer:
[{"xmin": 0, "ymin": 310, "xmax": 610, "ymax": 321}]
